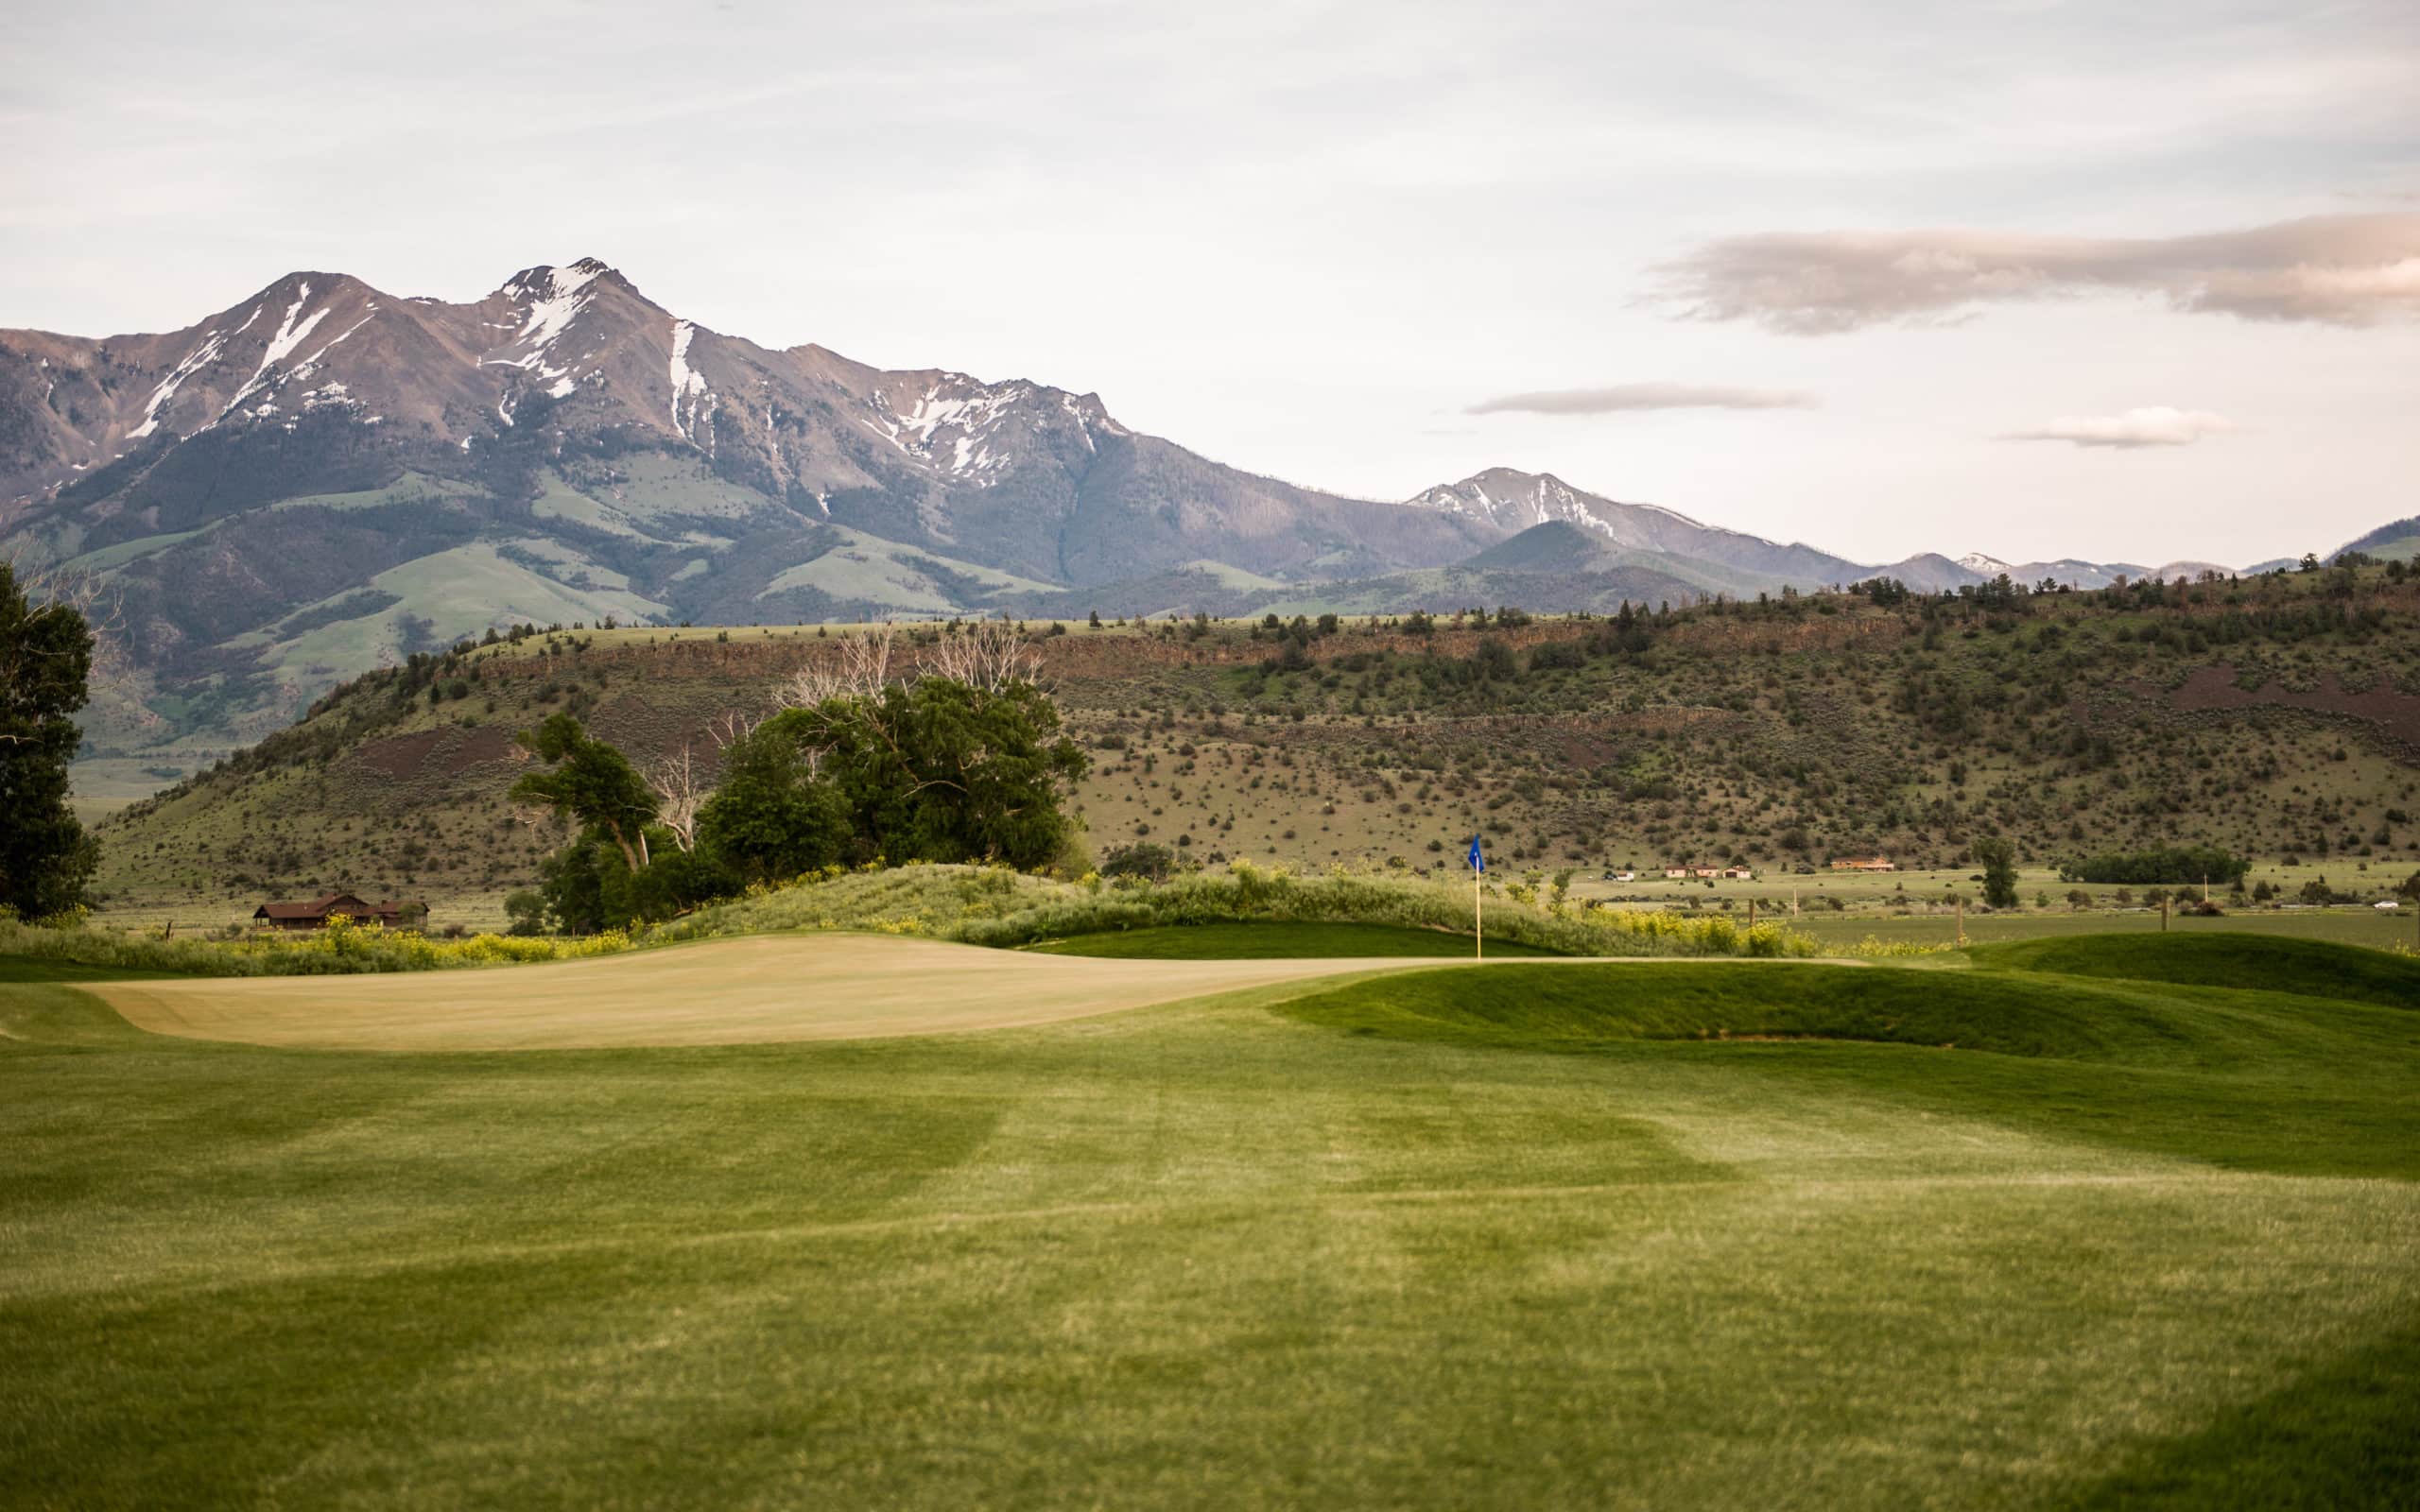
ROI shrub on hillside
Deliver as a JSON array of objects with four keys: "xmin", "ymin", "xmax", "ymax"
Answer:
[{"xmin": 1098, "ymin": 843, "xmax": 1180, "ymax": 882}]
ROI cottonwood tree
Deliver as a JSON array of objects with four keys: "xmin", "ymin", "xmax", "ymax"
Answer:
[
  {"xmin": 509, "ymin": 713, "xmax": 657, "ymax": 871},
  {"xmin": 697, "ymin": 623, "xmax": 1084, "ymax": 877},
  {"xmin": 1973, "ymin": 836, "xmax": 2019, "ymax": 909},
  {"xmin": 0, "ymin": 559, "xmax": 101, "ymax": 918}
]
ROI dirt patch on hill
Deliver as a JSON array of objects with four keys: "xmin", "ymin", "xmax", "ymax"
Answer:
[
  {"xmin": 352, "ymin": 725, "xmax": 517, "ymax": 781},
  {"xmin": 2126, "ymin": 665, "xmax": 2420, "ymax": 757}
]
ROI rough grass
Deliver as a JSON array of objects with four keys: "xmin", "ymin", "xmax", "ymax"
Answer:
[
  {"xmin": 1028, "ymin": 922, "xmax": 1564, "ymax": 958},
  {"xmin": 3, "ymin": 936, "xmax": 2415, "ymax": 1507}
]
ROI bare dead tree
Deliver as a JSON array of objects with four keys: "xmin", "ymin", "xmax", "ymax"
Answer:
[
  {"xmin": 915, "ymin": 619, "xmax": 1044, "ymax": 692},
  {"xmin": 775, "ymin": 625, "xmax": 899, "ymax": 709},
  {"xmin": 707, "ymin": 710, "xmax": 763, "ymax": 749},
  {"xmin": 643, "ymin": 744, "xmax": 707, "ymax": 853}
]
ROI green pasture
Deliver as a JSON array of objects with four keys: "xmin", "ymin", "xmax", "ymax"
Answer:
[
  {"xmin": 2, "ymin": 934, "xmax": 2415, "ymax": 1507},
  {"xmin": 1787, "ymin": 906, "xmax": 2415, "ymax": 952}
]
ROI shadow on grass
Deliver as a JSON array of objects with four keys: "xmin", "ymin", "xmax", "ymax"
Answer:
[{"xmin": 2052, "ymin": 1328, "xmax": 2420, "ymax": 1511}]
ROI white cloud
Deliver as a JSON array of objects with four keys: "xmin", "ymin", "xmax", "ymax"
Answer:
[
  {"xmin": 1465, "ymin": 383, "xmax": 1815, "ymax": 416},
  {"xmin": 1660, "ymin": 214, "xmax": 2420, "ymax": 334},
  {"xmin": 2003, "ymin": 406, "xmax": 2236, "ymax": 449}
]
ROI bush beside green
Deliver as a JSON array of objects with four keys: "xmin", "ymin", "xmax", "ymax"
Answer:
[{"xmin": 0, "ymin": 914, "xmax": 632, "ymax": 977}]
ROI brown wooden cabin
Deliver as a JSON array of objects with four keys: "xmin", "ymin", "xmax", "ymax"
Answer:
[{"xmin": 251, "ymin": 892, "xmax": 427, "ymax": 931}]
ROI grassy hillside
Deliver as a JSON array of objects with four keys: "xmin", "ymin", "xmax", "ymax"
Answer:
[
  {"xmin": 3, "ymin": 934, "xmax": 2414, "ymax": 1506},
  {"xmin": 82, "ymin": 560, "xmax": 2420, "ymax": 931}
]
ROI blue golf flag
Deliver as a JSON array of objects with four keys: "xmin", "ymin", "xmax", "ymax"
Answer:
[{"xmin": 1467, "ymin": 835, "xmax": 1484, "ymax": 872}]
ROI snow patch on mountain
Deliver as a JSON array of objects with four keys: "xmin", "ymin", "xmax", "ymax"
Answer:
[
  {"xmin": 667, "ymin": 319, "xmax": 714, "ymax": 448},
  {"xmin": 1408, "ymin": 471, "xmax": 1684, "ymax": 540},
  {"xmin": 506, "ymin": 263, "xmax": 603, "ymax": 350},
  {"xmin": 129, "ymin": 329, "xmax": 229, "ymax": 439},
  {"xmin": 222, "ymin": 284, "xmax": 333, "ymax": 417},
  {"xmin": 285, "ymin": 307, "xmax": 378, "ymax": 390},
  {"xmin": 862, "ymin": 378, "xmax": 1039, "ymax": 483}
]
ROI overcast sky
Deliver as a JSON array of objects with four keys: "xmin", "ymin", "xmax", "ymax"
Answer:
[{"xmin": 5, "ymin": 0, "xmax": 2414, "ymax": 566}]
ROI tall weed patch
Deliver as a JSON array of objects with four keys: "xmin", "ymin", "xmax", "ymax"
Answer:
[{"xmin": 0, "ymin": 914, "xmax": 635, "ymax": 978}]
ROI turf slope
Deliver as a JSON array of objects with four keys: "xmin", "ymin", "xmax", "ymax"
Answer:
[{"xmin": 3, "ymin": 935, "xmax": 2414, "ymax": 1508}]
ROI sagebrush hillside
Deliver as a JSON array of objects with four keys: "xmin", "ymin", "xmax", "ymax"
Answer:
[{"xmin": 85, "ymin": 558, "xmax": 2420, "ymax": 925}]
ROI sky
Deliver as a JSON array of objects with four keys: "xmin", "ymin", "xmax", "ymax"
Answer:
[{"xmin": 4, "ymin": 0, "xmax": 2415, "ymax": 567}]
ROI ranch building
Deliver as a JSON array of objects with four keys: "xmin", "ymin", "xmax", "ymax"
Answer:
[{"xmin": 252, "ymin": 892, "xmax": 429, "ymax": 931}]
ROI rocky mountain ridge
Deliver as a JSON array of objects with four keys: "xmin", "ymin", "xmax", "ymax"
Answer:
[{"xmin": 0, "ymin": 258, "xmax": 2384, "ymax": 786}]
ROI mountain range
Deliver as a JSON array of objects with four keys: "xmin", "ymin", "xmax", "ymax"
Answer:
[{"xmin": 0, "ymin": 258, "xmax": 2396, "ymax": 772}]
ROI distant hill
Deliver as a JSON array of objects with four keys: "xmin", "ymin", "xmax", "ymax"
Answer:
[
  {"xmin": 86, "ymin": 561, "xmax": 2420, "ymax": 927},
  {"xmin": 2336, "ymin": 515, "xmax": 2420, "ymax": 564}
]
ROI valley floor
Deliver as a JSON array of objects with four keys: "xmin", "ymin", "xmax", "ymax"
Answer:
[{"xmin": 2, "ymin": 936, "xmax": 2414, "ymax": 1508}]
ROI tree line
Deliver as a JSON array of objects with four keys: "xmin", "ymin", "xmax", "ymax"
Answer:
[{"xmin": 506, "ymin": 625, "xmax": 1089, "ymax": 934}]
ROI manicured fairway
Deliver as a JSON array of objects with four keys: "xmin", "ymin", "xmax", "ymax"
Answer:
[{"xmin": 4, "ymin": 936, "xmax": 2416, "ymax": 1508}]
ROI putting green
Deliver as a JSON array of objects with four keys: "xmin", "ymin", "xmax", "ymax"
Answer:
[{"xmin": 88, "ymin": 933, "xmax": 1599, "ymax": 1051}]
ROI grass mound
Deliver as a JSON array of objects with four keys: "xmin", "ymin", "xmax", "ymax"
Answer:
[
  {"xmin": 1274, "ymin": 961, "xmax": 2180, "ymax": 1061},
  {"xmin": 1027, "ymin": 922, "xmax": 1564, "ymax": 958},
  {"xmin": 1975, "ymin": 933, "xmax": 2420, "ymax": 1009},
  {"xmin": 1276, "ymin": 960, "xmax": 2420, "ymax": 1179},
  {"xmin": 664, "ymin": 861, "xmax": 1818, "ymax": 959}
]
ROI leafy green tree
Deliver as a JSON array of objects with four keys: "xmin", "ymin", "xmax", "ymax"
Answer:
[
  {"xmin": 628, "ymin": 835, "xmax": 738, "ymax": 919},
  {"xmin": 1973, "ymin": 836, "xmax": 2018, "ymax": 908},
  {"xmin": 2064, "ymin": 846, "xmax": 2250, "ymax": 886},
  {"xmin": 535, "ymin": 834, "xmax": 618, "ymax": 935},
  {"xmin": 503, "ymin": 888, "xmax": 550, "ymax": 936},
  {"xmin": 766, "ymin": 677, "xmax": 1089, "ymax": 869},
  {"xmin": 695, "ymin": 717, "xmax": 855, "ymax": 884},
  {"xmin": 0, "ymin": 563, "xmax": 99, "ymax": 919},
  {"xmin": 510, "ymin": 713, "xmax": 656, "ymax": 871}
]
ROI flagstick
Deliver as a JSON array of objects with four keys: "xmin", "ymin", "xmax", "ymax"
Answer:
[{"xmin": 1475, "ymin": 866, "xmax": 1482, "ymax": 961}]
